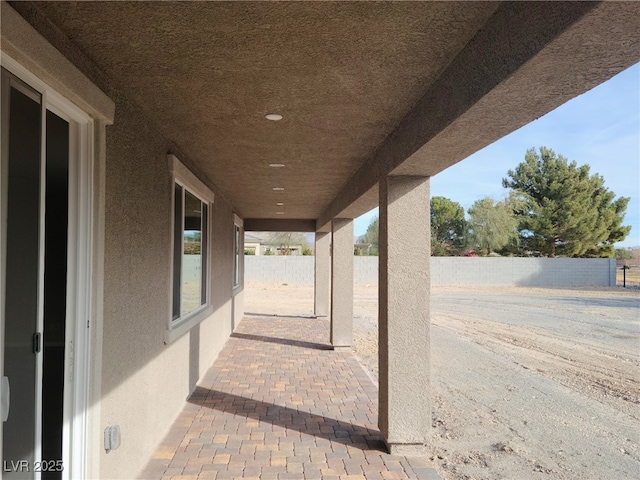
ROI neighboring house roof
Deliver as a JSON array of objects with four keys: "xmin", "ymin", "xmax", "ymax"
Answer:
[{"xmin": 244, "ymin": 233, "xmax": 265, "ymax": 243}]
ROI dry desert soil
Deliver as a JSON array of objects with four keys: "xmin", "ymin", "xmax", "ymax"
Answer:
[{"xmin": 244, "ymin": 284, "xmax": 640, "ymax": 480}]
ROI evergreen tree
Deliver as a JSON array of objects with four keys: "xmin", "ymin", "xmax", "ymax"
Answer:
[
  {"xmin": 503, "ymin": 147, "xmax": 630, "ymax": 257},
  {"xmin": 615, "ymin": 248, "xmax": 633, "ymax": 260},
  {"xmin": 467, "ymin": 197, "xmax": 519, "ymax": 256},
  {"xmin": 430, "ymin": 196, "xmax": 466, "ymax": 255},
  {"xmin": 362, "ymin": 216, "xmax": 379, "ymax": 255}
]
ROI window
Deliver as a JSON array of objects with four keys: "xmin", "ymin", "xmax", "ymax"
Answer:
[
  {"xmin": 167, "ymin": 154, "xmax": 214, "ymax": 343},
  {"xmin": 233, "ymin": 215, "xmax": 242, "ymax": 288},
  {"xmin": 173, "ymin": 187, "xmax": 208, "ymax": 319}
]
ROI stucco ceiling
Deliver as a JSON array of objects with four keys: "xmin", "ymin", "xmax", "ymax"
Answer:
[{"xmin": 15, "ymin": 1, "xmax": 640, "ymax": 229}]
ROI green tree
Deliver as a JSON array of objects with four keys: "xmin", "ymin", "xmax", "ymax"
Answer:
[
  {"xmin": 503, "ymin": 147, "xmax": 630, "ymax": 257},
  {"xmin": 430, "ymin": 196, "xmax": 466, "ymax": 256},
  {"xmin": 362, "ymin": 216, "xmax": 379, "ymax": 256},
  {"xmin": 266, "ymin": 232, "xmax": 309, "ymax": 255},
  {"xmin": 615, "ymin": 248, "xmax": 633, "ymax": 260},
  {"xmin": 467, "ymin": 197, "xmax": 519, "ymax": 256}
]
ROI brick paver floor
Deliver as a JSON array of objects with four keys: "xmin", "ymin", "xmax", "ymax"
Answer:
[{"xmin": 138, "ymin": 316, "xmax": 441, "ymax": 480}]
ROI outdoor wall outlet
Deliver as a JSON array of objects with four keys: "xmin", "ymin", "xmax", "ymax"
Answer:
[
  {"xmin": 104, "ymin": 425, "xmax": 121, "ymax": 452},
  {"xmin": 1, "ymin": 377, "xmax": 9, "ymax": 422}
]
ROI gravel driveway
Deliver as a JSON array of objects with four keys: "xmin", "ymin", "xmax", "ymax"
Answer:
[{"xmin": 245, "ymin": 284, "xmax": 640, "ymax": 480}]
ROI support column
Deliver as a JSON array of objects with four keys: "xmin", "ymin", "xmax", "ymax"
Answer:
[
  {"xmin": 314, "ymin": 231, "xmax": 331, "ymax": 317},
  {"xmin": 378, "ymin": 175, "xmax": 431, "ymax": 455},
  {"xmin": 330, "ymin": 218, "xmax": 353, "ymax": 349}
]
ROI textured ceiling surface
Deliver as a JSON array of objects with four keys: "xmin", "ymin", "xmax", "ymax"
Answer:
[
  {"xmin": 28, "ymin": 1, "xmax": 500, "ymax": 219},
  {"xmin": 18, "ymin": 2, "xmax": 640, "ymax": 227}
]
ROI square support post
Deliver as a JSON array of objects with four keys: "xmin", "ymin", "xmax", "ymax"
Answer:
[
  {"xmin": 314, "ymin": 231, "xmax": 331, "ymax": 317},
  {"xmin": 330, "ymin": 218, "xmax": 353, "ymax": 349},
  {"xmin": 378, "ymin": 175, "xmax": 431, "ymax": 455}
]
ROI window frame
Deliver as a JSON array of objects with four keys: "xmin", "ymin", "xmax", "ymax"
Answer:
[
  {"xmin": 233, "ymin": 214, "xmax": 243, "ymax": 290},
  {"xmin": 166, "ymin": 154, "xmax": 215, "ymax": 344},
  {"xmin": 1, "ymin": 52, "xmax": 101, "ymax": 480}
]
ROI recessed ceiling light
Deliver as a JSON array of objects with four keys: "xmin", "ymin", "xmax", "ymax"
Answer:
[
  {"xmin": 265, "ymin": 114, "xmax": 283, "ymax": 121},
  {"xmin": 269, "ymin": 163, "xmax": 285, "ymax": 168},
  {"xmin": 276, "ymin": 212, "xmax": 285, "ymax": 215},
  {"xmin": 276, "ymin": 202, "xmax": 284, "ymax": 206},
  {"xmin": 272, "ymin": 187, "xmax": 285, "ymax": 191}
]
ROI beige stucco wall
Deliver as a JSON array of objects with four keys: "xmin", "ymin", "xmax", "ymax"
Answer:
[
  {"xmin": 100, "ymin": 93, "xmax": 243, "ymax": 478},
  {"xmin": 1, "ymin": 5, "xmax": 245, "ymax": 476}
]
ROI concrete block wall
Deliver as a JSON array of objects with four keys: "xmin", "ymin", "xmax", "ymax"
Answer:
[
  {"xmin": 354, "ymin": 256, "xmax": 378, "ymax": 285},
  {"xmin": 245, "ymin": 256, "xmax": 616, "ymax": 287},
  {"xmin": 245, "ymin": 256, "xmax": 315, "ymax": 286},
  {"xmin": 430, "ymin": 257, "xmax": 616, "ymax": 287}
]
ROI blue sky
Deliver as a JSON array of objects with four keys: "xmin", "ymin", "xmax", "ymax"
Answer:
[{"xmin": 355, "ymin": 63, "xmax": 640, "ymax": 248}]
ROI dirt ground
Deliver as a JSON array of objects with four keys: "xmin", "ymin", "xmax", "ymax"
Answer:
[
  {"xmin": 244, "ymin": 284, "xmax": 640, "ymax": 480},
  {"xmin": 617, "ymin": 267, "xmax": 640, "ymax": 288}
]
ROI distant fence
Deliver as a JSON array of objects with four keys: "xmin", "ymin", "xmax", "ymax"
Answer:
[{"xmin": 245, "ymin": 256, "xmax": 616, "ymax": 287}]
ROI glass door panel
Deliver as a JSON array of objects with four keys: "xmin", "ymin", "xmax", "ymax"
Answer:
[{"xmin": 2, "ymin": 67, "xmax": 43, "ymax": 480}]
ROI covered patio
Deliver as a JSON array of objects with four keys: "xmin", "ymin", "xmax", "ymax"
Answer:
[
  {"xmin": 1, "ymin": 1, "xmax": 638, "ymax": 479},
  {"xmin": 138, "ymin": 315, "xmax": 441, "ymax": 480}
]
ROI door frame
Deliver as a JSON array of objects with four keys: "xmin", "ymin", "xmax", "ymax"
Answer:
[{"xmin": 1, "ymin": 53, "xmax": 94, "ymax": 480}]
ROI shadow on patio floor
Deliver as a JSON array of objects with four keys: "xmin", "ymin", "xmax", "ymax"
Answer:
[
  {"xmin": 188, "ymin": 385, "xmax": 387, "ymax": 451},
  {"xmin": 231, "ymin": 331, "xmax": 333, "ymax": 350}
]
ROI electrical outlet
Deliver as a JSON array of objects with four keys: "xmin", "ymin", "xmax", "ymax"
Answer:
[
  {"xmin": 104, "ymin": 425, "xmax": 121, "ymax": 452},
  {"xmin": 1, "ymin": 377, "xmax": 9, "ymax": 422}
]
